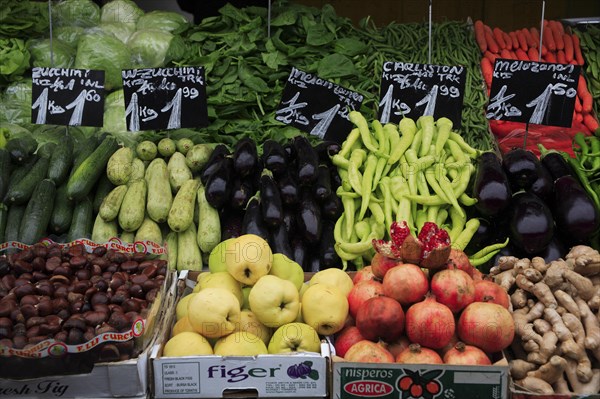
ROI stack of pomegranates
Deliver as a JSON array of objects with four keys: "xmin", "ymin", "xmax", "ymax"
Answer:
[{"xmin": 335, "ymin": 221, "xmax": 515, "ymax": 365}]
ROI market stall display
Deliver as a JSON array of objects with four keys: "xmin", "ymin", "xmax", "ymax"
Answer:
[{"xmin": 1, "ymin": 0, "xmax": 600, "ymax": 397}]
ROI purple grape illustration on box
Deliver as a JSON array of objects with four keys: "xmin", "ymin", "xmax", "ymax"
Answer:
[{"xmin": 287, "ymin": 361, "xmax": 319, "ymax": 380}]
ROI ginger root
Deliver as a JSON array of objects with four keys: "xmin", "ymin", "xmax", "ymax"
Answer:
[
  {"xmin": 554, "ymin": 290, "xmax": 581, "ymax": 318},
  {"xmin": 576, "ymin": 297, "xmax": 600, "ymax": 351},
  {"xmin": 515, "ymin": 376, "xmax": 554, "ymax": 394},
  {"xmin": 527, "ymin": 355, "xmax": 568, "ymax": 384},
  {"xmin": 563, "ymin": 270, "xmax": 595, "ymax": 301},
  {"xmin": 531, "ymin": 256, "xmax": 550, "ymax": 273},
  {"xmin": 510, "ymin": 359, "xmax": 537, "ymax": 379},
  {"xmin": 511, "ymin": 288, "xmax": 528, "ymax": 309}
]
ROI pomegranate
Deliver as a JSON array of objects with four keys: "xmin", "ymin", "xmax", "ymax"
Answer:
[
  {"xmin": 344, "ymin": 340, "xmax": 394, "ymax": 363},
  {"xmin": 370, "ymin": 253, "xmax": 398, "ymax": 279},
  {"xmin": 446, "ymin": 248, "xmax": 475, "ymax": 277},
  {"xmin": 437, "ymin": 330, "xmax": 459, "ymax": 357},
  {"xmin": 373, "ymin": 221, "xmax": 451, "ymax": 269},
  {"xmin": 352, "ymin": 266, "xmax": 376, "ymax": 284},
  {"xmin": 473, "ymin": 278, "xmax": 510, "ymax": 309},
  {"xmin": 405, "ymin": 295, "xmax": 455, "ymax": 349},
  {"xmin": 396, "ymin": 344, "xmax": 443, "ymax": 364},
  {"xmin": 355, "ymin": 296, "xmax": 405, "ymax": 343},
  {"xmin": 457, "ymin": 302, "xmax": 515, "ymax": 353},
  {"xmin": 334, "ymin": 326, "xmax": 366, "ymax": 358},
  {"xmin": 430, "ymin": 266, "xmax": 475, "ymax": 313},
  {"xmin": 382, "ymin": 263, "xmax": 429, "ymax": 305},
  {"xmin": 443, "ymin": 342, "xmax": 492, "ymax": 365},
  {"xmin": 347, "ymin": 280, "xmax": 384, "ymax": 318},
  {"xmin": 386, "ymin": 336, "xmax": 411, "ymax": 358}
]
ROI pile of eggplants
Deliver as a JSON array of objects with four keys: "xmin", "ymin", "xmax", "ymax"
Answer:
[
  {"xmin": 200, "ymin": 136, "xmax": 343, "ymax": 271},
  {"xmin": 466, "ymin": 148, "xmax": 600, "ymax": 263}
]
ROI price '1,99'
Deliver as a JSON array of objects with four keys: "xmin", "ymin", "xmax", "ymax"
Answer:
[
  {"xmin": 125, "ymin": 87, "xmax": 200, "ymax": 131},
  {"xmin": 32, "ymin": 88, "xmax": 102, "ymax": 126}
]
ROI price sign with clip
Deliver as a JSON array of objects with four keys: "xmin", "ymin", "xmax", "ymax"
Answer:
[
  {"xmin": 31, "ymin": 67, "xmax": 105, "ymax": 127},
  {"xmin": 378, "ymin": 61, "xmax": 467, "ymax": 127},
  {"xmin": 121, "ymin": 66, "xmax": 208, "ymax": 131},
  {"xmin": 486, "ymin": 58, "xmax": 580, "ymax": 127},
  {"xmin": 275, "ymin": 67, "xmax": 364, "ymax": 143}
]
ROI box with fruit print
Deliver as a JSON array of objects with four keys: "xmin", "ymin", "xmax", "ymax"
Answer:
[{"xmin": 150, "ymin": 234, "xmax": 332, "ymax": 399}]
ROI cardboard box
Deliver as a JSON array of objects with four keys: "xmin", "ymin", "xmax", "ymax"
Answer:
[
  {"xmin": 333, "ymin": 360, "xmax": 509, "ymax": 399},
  {"xmin": 150, "ymin": 271, "xmax": 330, "ymax": 399},
  {"xmin": 0, "ymin": 269, "xmax": 178, "ymax": 398}
]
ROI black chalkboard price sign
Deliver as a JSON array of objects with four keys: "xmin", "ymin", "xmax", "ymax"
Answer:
[
  {"xmin": 275, "ymin": 67, "xmax": 364, "ymax": 143},
  {"xmin": 378, "ymin": 61, "xmax": 467, "ymax": 127},
  {"xmin": 31, "ymin": 67, "xmax": 105, "ymax": 127},
  {"xmin": 486, "ymin": 58, "xmax": 581, "ymax": 127},
  {"xmin": 121, "ymin": 66, "xmax": 208, "ymax": 131}
]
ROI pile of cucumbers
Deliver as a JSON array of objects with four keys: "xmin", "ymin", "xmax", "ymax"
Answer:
[
  {"xmin": 0, "ymin": 132, "xmax": 118, "ymax": 246},
  {"xmin": 95, "ymin": 137, "xmax": 219, "ymax": 272}
]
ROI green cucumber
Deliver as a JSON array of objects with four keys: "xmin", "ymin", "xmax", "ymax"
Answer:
[
  {"xmin": 67, "ymin": 136, "xmax": 118, "ymax": 201},
  {"xmin": 5, "ymin": 204, "xmax": 26, "ymax": 243},
  {"xmin": 67, "ymin": 197, "xmax": 93, "ymax": 242},
  {"xmin": 6, "ymin": 136, "xmax": 37, "ymax": 164},
  {"xmin": 49, "ymin": 183, "xmax": 74, "ymax": 234},
  {"xmin": 92, "ymin": 174, "xmax": 115, "ymax": 214},
  {"xmin": 0, "ymin": 204, "xmax": 7, "ymax": 243},
  {"xmin": 0, "ymin": 148, "xmax": 11, "ymax": 200},
  {"xmin": 7, "ymin": 156, "xmax": 38, "ymax": 194},
  {"xmin": 47, "ymin": 135, "xmax": 74, "ymax": 185},
  {"xmin": 72, "ymin": 136, "xmax": 99, "ymax": 173},
  {"xmin": 37, "ymin": 142, "xmax": 57, "ymax": 159},
  {"xmin": 4, "ymin": 156, "xmax": 50, "ymax": 205},
  {"xmin": 99, "ymin": 185, "xmax": 128, "ymax": 222},
  {"xmin": 19, "ymin": 179, "xmax": 56, "ymax": 245}
]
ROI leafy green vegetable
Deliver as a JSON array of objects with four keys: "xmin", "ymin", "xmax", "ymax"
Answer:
[
  {"xmin": 98, "ymin": 22, "xmax": 135, "ymax": 44},
  {"xmin": 100, "ymin": 0, "xmax": 142, "ymax": 26},
  {"xmin": 0, "ymin": 80, "xmax": 32, "ymax": 126},
  {"xmin": 53, "ymin": 0, "xmax": 100, "ymax": 28},
  {"xmin": 0, "ymin": 0, "xmax": 49, "ymax": 39},
  {"xmin": 54, "ymin": 26, "xmax": 85, "ymax": 48},
  {"xmin": 0, "ymin": 38, "xmax": 30, "ymax": 87},
  {"xmin": 74, "ymin": 29, "xmax": 131, "ymax": 90},
  {"xmin": 136, "ymin": 10, "xmax": 190, "ymax": 34},
  {"xmin": 27, "ymin": 38, "xmax": 75, "ymax": 68},
  {"xmin": 128, "ymin": 29, "xmax": 186, "ymax": 68}
]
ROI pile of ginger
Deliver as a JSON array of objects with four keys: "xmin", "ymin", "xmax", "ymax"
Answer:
[{"xmin": 490, "ymin": 245, "xmax": 600, "ymax": 395}]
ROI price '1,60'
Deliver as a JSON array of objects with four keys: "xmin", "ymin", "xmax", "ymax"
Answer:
[{"xmin": 32, "ymin": 88, "xmax": 101, "ymax": 125}]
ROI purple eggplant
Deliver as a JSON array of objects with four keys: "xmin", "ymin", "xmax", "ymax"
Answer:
[
  {"xmin": 205, "ymin": 157, "xmax": 232, "ymax": 209},
  {"xmin": 553, "ymin": 175, "xmax": 600, "ymax": 244},
  {"xmin": 292, "ymin": 135, "xmax": 318, "ymax": 185},
  {"xmin": 502, "ymin": 148, "xmax": 541, "ymax": 190},
  {"xmin": 221, "ymin": 211, "xmax": 242, "ymax": 240},
  {"xmin": 314, "ymin": 164, "xmax": 332, "ymax": 201},
  {"xmin": 242, "ymin": 197, "xmax": 269, "ymax": 238},
  {"xmin": 291, "ymin": 237, "xmax": 308, "ymax": 271},
  {"xmin": 509, "ymin": 191, "xmax": 555, "ymax": 255},
  {"xmin": 314, "ymin": 140, "xmax": 341, "ymax": 162},
  {"xmin": 200, "ymin": 144, "xmax": 230, "ymax": 185},
  {"xmin": 321, "ymin": 192, "xmax": 342, "ymax": 221},
  {"xmin": 282, "ymin": 208, "xmax": 296, "ymax": 236},
  {"xmin": 233, "ymin": 138, "xmax": 258, "ymax": 178},
  {"xmin": 277, "ymin": 171, "xmax": 299, "ymax": 206},
  {"xmin": 527, "ymin": 163, "xmax": 554, "ymax": 204},
  {"xmin": 262, "ymin": 140, "xmax": 288, "ymax": 177},
  {"xmin": 296, "ymin": 190, "xmax": 322, "ymax": 244},
  {"xmin": 229, "ymin": 179, "xmax": 254, "ymax": 211},
  {"xmin": 270, "ymin": 224, "xmax": 293, "ymax": 259},
  {"xmin": 540, "ymin": 150, "xmax": 574, "ymax": 181},
  {"xmin": 260, "ymin": 171, "xmax": 283, "ymax": 227},
  {"xmin": 534, "ymin": 236, "xmax": 566, "ymax": 263},
  {"xmin": 319, "ymin": 220, "xmax": 339, "ymax": 269},
  {"xmin": 473, "ymin": 152, "xmax": 512, "ymax": 216}
]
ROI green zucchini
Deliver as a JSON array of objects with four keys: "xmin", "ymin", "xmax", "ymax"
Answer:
[
  {"xmin": 92, "ymin": 174, "xmax": 115, "ymax": 213},
  {"xmin": 67, "ymin": 136, "xmax": 118, "ymax": 201},
  {"xmin": 168, "ymin": 178, "xmax": 199, "ymax": 233},
  {"xmin": 145, "ymin": 158, "xmax": 172, "ymax": 223},
  {"xmin": 118, "ymin": 179, "xmax": 146, "ymax": 232},
  {"xmin": 176, "ymin": 221, "xmax": 202, "ymax": 271},
  {"xmin": 19, "ymin": 179, "xmax": 56, "ymax": 245},
  {"xmin": 6, "ymin": 156, "xmax": 38, "ymax": 194},
  {"xmin": 106, "ymin": 147, "xmax": 133, "ymax": 186},
  {"xmin": 167, "ymin": 152, "xmax": 192, "ymax": 193},
  {"xmin": 129, "ymin": 158, "xmax": 146, "ymax": 181},
  {"xmin": 134, "ymin": 216, "xmax": 162, "ymax": 245},
  {"xmin": 99, "ymin": 185, "xmax": 127, "ymax": 222},
  {"xmin": 197, "ymin": 184, "xmax": 221, "ymax": 254},
  {"xmin": 91, "ymin": 213, "xmax": 118, "ymax": 243},
  {"xmin": 0, "ymin": 148, "xmax": 11, "ymax": 200},
  {"xmin": 5, "ymin": 204, "xmax": 26, "ymax": 243},
  {"xmin": 120, "ymin": 231, "xmax": 135, "ymax": 243},
  {"xmin": 4, "ymin": 156, "xmax": 50, "ymax": 205},
  {"xmin": 71, "ymin": 136, "xmax": 99, "ymax": 173},
  {"xmin": 47, "ymin": 134, "xmax": 74, "ymax": 185},
  {"xmin": 49, "ymin": 183, "xmax": 74, "ymax": 234},
  {"xmin": 0, "ymin": 204, "xmax": 7, "ymax": 243},
  {"xmin": 67, "ymin": 197, "xmax": 93, "ymax": 242},
  {"xmin": 163, "ymin": 231, "xmax": 177, "ymax": 270}
]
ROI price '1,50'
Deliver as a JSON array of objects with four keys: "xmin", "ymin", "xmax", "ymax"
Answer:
[
  {"xmin": 32, "ymin": 88, "xmax": 101, "ymax": 125},
  {"xmin": 379, "ymin": 84, "xmax": 460, "ymax": 123}
]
